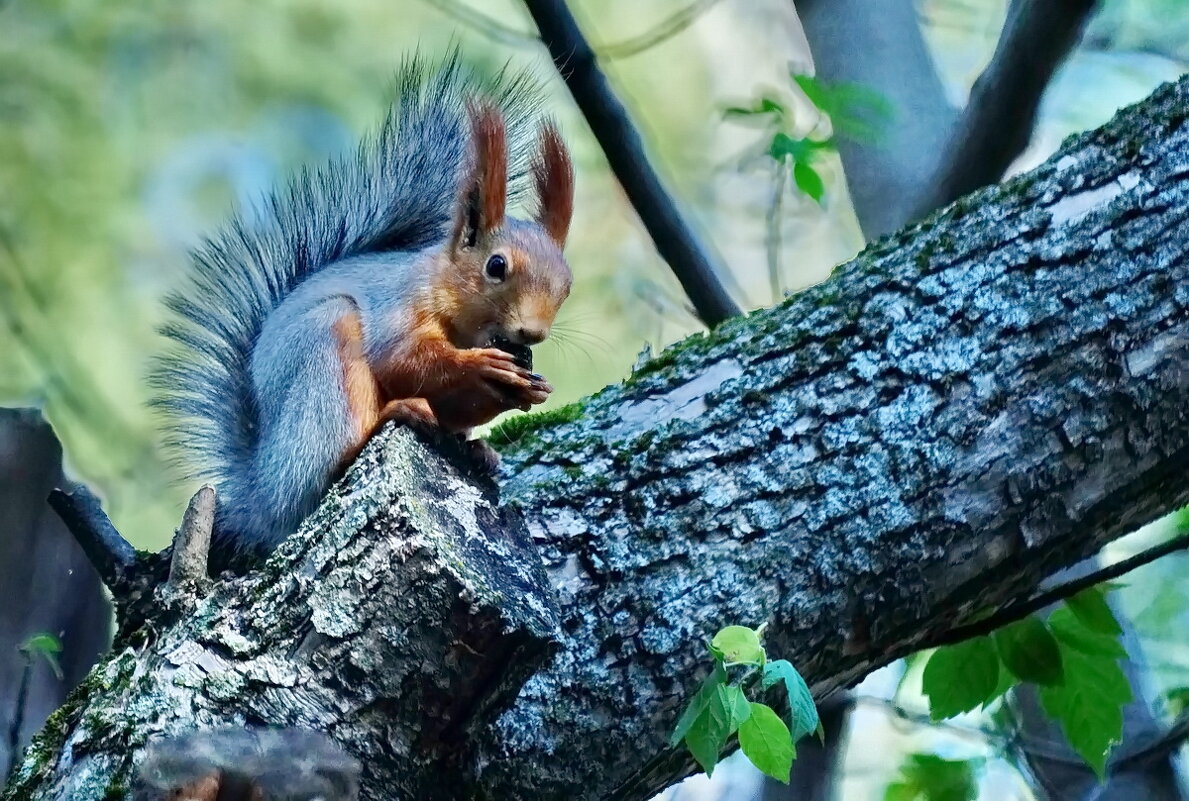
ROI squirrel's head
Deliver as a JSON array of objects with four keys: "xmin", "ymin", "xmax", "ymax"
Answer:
[{"xmin": 439, "ymin": 101, "xmax": 574, "ymax": 349}]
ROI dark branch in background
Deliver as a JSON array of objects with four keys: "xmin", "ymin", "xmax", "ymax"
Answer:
[
  {"xmin": 912, "ymin": 0, "xmax": 1101, "ymax": 218},
  {"xmin": 521, "ymin": 0, "xmax": 742, "ymax": 326},
  {"xmin": 46, "ymin": 482, "xmax": 136, "ymax": 592},
  {"xmin": 4, "ymin": 662, "xmax": 30, "ymax": 786},
  {"xmin": 936, "ymin": 528, "xmax": 1189, "ymax": 647}
]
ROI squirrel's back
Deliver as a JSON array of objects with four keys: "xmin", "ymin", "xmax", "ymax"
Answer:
[{"xmin": 150, "ymin": 54, "xmax": 544, "ymax": 557}]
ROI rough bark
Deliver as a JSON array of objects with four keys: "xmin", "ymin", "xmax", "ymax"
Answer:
[{"xmin": 6, "ymin": 75, "xmax": 1189, "ymax": 801}]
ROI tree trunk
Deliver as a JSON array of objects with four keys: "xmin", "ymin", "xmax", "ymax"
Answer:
[
  {"xmin": 0, "ymin": 409, "xmax": 111, "ymax": 780},
  {"xmin": 6, "ymin": 73, "xmax": 1189, "ymax": 801}
]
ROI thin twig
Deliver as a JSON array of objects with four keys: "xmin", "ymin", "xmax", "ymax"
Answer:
[
  {"xmin": 420, "ymin": 0, "xmax": 539, "ymax": 47},
  {"xmin": 46, "ymin": 482, "xmax": 136, "ymax": 592},
  {"xmin": 417, "ymin": 0, "xmax": 724, "ymax": 60},
  {"xmin": 935, "ymin": 531, "xmax": 1189, "ymax": 648},
  {"xmin": 4, "ymin": 658, "xmax": 31, "ymax": 785},
  {"xmin": 598, "ymin": 0, "xmax": 724, "ymax": 59},
  {"xmin": 168, "ymin": 485, "xmax": 216, "ymax": 586},
  {"xmin": 1113, "ymin": 708, "xmax": 1189, "ymax": 769},
  {"xmin": 765, "ymin": 163, "xmax": 788, "ymax": 303},
  {"xmin": 522, "ymin": 0, "xmax": 742, "ymax": 326}
]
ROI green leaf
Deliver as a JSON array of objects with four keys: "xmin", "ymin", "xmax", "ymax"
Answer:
[
  {"xmin": 670, "ymin": 662, "xmax": 727, "ymax": 746},
  {"xmin": 921, "ymin": 637, "xmax": 1000, "ymax": 720},
  {"xmin": 1039, "ymin": 648, "xmax": 1132, "ymax": 778},
  {"xmin": 791, "ymin": 73, "xmax": 893, "ymax": 144},
  {"xmin": 793, "ymin": 162, "xmax": 825, "ymax": 203},
  {"xmin": 890, "ymin": 753, "xmax": 980, "ymax": 801},
  {"xmin": 762, "ymin": 659, "xmax": 819, "ymax": 741},
  {"xmin": 1167, "ymin": 686, "xmax": 1189, "ymax": 717},
  {"xmin": 738, "ymin": 702, "xmax": 794, "ymax": 783},
  {"xmin": 683, "ymin": 684, "xmax": 751, "ymax": 776},
  {"xmin": 792, "ymin": 74, "xmax": 830, "ymax": 112},
  {"xmin": 1048, "ymin": 607, "xmax": 1126, "ymax": 658},
  {"xmin": 712, "ymin": 625, "xmax": 765, "ymax": 665},
  {"xmin": 994, "ymin": 617, "xmax": 1064, "ymax": 686},
  {"xmin": 982, "ymin": 657, "xmax": 1019, "ymax": 710},
  {"xmin": 1066, "ymin": 587, "xmax": 1123, "ymax": 636},
  {"xmin": 884, "ymin": 783, "xmax": 920, "ymax": 801},
  {"xmin": 20, "ymin": 632, "xmax": 63, "ymax": 680}
]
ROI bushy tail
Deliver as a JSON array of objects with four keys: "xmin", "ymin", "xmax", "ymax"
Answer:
[{"xmin": 149, "ymin": 53, "xmax": 541, "ymax": 549}]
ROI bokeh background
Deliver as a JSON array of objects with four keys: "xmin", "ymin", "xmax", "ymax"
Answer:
[{"xmin": 3, "ymin": 0, "xmax": 1188, "ymax": 798}]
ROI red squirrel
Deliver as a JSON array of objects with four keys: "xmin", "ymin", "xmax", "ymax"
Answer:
[{"xmin": 151, "ymin": 56, "xmax": 574, "ymax": 557}]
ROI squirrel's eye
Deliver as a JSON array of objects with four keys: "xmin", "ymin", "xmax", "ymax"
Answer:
[{"xmin": 485, "ymin": 254, "xmax": 508, "ymax": 281}]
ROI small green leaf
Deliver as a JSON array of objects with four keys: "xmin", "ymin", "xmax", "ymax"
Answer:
[
  {"xmin": 793, "ymin": 162, "xmax": 825, "ymax": 203},
  {"xmin": 883, "ymin": 783, "xmax": 919, "ymax": 801},
  {"xmin": 20, "ymin": 633, "xmax": 63, "ymax": 680},
  {"xmin": 921, "ymin": 637, "xmax": 1000, "ymax": 720},
  {"xmin": 738, "ymin": 702, "xmax": 794, "ymax": 783},
  {"xmin": 1066, "ymin": 588, "xmax": 1123, "ymax": 636},
  {"xmin": 684, "ymin": 684, "xmax": 750, "ymax": 776},
  {"xmin": 1039, "ymin": 648, "xmax": 1131, "ymax": 778},
  {"xmin": 1048, "ymin": 607, "xmax": 1126, "ymax": 658},
  {"xmin": 890, "ymin": 753, "xmax": 980, "ymax": 801},
  {"xmin": 994, "ymin": 617, "xmax": 1064, "ymax": 686},
  {"xmin": 762, "ymin": 659, "xmax": 819, "ymax": 740},
  {"xmin": 712, "ymin": 625, "xmax": 765, "ymax": 665},
  {"xmin": 670, "ymin": 662, "xmax": 727, "ymax": 746},
  {"xmin": 1167, "ymin": 686, "xmax": 1189, "ymax": 717},
  {"xmin": 792, "ymin": 74, "xmax": 830, "ymax": 111}
]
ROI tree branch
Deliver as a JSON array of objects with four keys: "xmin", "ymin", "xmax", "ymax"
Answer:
[
  {"xmin": 912, "ymin": 0, "xmax": 1102, "ymax": 218},
  {"xmin": 522, "ymin": 0, "xmax": 742, "ymax": 325},
  {"xmin": 46, "ymin": 482, "xmax": 136, "ymax": 592},
  {"xmin": 936, "ymin": 527, "xmax": 1189, "ymax": 647}
]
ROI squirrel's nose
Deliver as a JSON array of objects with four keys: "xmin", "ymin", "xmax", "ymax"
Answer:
[{"xmin": 515, "ymin": 326, "xmax": 548, "ymax": 346}]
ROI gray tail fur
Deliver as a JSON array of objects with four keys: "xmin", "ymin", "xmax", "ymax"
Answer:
[{"xmin": 149, "ymin": 52, "xmax": 541, "ymax": 556}]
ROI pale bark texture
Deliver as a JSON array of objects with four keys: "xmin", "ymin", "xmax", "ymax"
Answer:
[{"xmin": 5, "ymin": 74, "xmax": 1189, "ymax": 801}]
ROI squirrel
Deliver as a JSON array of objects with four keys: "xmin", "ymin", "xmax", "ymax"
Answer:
[{"xmin": 150, "ymin": 55, "xmax": 575, "ymax": 558}]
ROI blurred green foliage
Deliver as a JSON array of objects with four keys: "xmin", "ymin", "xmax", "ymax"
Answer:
[{"xmin": 0, "ymin": 0, "xmax": 743, "ymax": 547}]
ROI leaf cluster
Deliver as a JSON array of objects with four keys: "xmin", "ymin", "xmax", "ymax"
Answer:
[
  {"xmin": 920, "ymin": 587, "xmax": 1130, "ymax": 778},
  {"xmin": 670, "ymin": 625, "xmax": 822, "ymax": 783},
  {"xmin": 724, "ymin": 73, "xmax": 892, "ymax": 204}
]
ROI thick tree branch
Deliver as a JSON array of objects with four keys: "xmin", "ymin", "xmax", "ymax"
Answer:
[
  {"xmin": 7, "ymin": 74, "xmax": 1189, "ymax": 801},
  {"xmin": 522, "ymin": 0, "xmax": 742, "ymax": 325}
]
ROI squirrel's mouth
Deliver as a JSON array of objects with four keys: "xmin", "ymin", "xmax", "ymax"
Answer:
[{"xmin": 486, "ymin": 334, "xmax": 533, "ymax": 371}]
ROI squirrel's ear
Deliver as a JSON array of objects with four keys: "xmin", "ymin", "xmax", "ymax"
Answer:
[
  {"xmin": 532, "ymin": 121, "xmax": 574, "ymax": 247},
  {"xmin": 453, "ymin": 101, "xmax": 508, "ymax": 249}
]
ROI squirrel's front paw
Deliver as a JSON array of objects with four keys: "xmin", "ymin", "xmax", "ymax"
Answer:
[{"xmin": 467, "ymin": 349, "xmax": 552, "ymax": 401}]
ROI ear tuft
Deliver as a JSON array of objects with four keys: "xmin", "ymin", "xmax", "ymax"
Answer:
[
  {"xmin": 532, "ymin": 121, "xmax": 574, "ymax": 247},
  {"xmin": 453, "ymin": 100, "xmax": 508, "ymax": 248}
]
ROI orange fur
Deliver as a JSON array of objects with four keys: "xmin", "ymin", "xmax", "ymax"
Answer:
[
  {"xmin": 332, "ymin": 311, "xmax": 381, "ymax": 466},
  {"xmin": 532, "ymin": 121, "xmax": 574, "ymax": 246}
]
